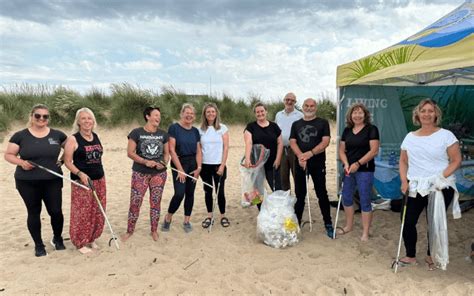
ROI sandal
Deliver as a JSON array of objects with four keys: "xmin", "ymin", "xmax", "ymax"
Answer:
[
  {"xmin": 220, "ymin": 217, "xmax": 230, "ymax": 227},
  {"xmin": 201, "ymin": 217, "xmax": 213, "ymax": 229},
  {"xmin": 391, "ymin": 258, "xmax": 418, "ymax": 269},
  {"xmin": 425, "ymin": 257, "xmax": 437, "ymax": 271}
]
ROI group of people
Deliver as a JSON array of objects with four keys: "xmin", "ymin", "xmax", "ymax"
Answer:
[
  {"xmin": 4, "ymin": 102, "xmax": 231, "ymax": 256},
  {"xmin": 4, "ymin": 95, "xmax": 464, "ymax": 271}
]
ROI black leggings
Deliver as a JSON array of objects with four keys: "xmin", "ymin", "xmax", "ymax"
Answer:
[
  {"xmin": 167, "ymin": 156, "xmax": 197, "ymax": 216},
  {"xmin": 402, "ymin": 187, "xmax": 454, "ymax": 258},
  {"xmin": 15, "ymin": 178, "xmax": 64, "ymax": 247},
  {"xmin": 200, "ymin": 164, "xmax": 227, "ymax": 214},
  {"xmin": 294, "ymin": 160, "xmax": 332, "ymax": 226}
]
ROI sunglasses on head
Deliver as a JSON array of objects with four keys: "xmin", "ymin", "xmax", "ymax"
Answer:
[{"xmin": 34, "ymin": 113, "xmax": 50, "ymax": 120}]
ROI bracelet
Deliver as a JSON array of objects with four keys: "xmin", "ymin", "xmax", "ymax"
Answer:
[
  {"xmin": 356, "ymin": 161, "xmax": 362, "ymax": 166},
  {"xmin": 310, "ymin": 149, "xmax": 315, "ymax": 155},
  {"xmin": 197, "ymin": 166, "xmax": 202, "ymax": 170},
  {"xmin": 76, "ymin": 171, "xmax": 82, "ymax": 176}
]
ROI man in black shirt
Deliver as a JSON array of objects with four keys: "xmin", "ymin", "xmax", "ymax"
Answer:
[{"xmin": 290, "ymin": 98, "xmax": 334, "ymax": 238}]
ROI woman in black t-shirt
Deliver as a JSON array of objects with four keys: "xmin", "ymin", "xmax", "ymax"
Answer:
[
  {"xmin": 338, "ymin": 103, "xmax": 380, "ymax": 241},
  {"xmin": 4, "ymin": 104, "xmax": 67, "ymax": 257},
  {"xmin": 244, "ymin": 102, "xmax": 283, "ymax": 196},
  {"xmin": 64, "ymin": 107, "xmax": 106, "ymax": 254},
  {"xmin": 122, "ymin": 107, "xmax": 169, "ymax": 241}
]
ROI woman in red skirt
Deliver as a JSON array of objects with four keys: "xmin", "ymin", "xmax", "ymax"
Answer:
[{"xmin": 64, "ymin": 107, "xmax": 106, "ymax": 254}]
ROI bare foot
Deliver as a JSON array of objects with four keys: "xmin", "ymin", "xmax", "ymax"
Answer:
[
  {"xmin": 360, "ymin": 234, "xmax": 369, "ymax": 242},
  {"xmin": 151, "ymin": 231, "xmax": 159, "ymax": 241},
  {"xmin": 78, "ymin": 246, "xmax": 93, "ymax": 254},
  {"xmin": 87, "ymin": 241, "xmax": 99, "ymax": 249},
  {"xmin": 121, "ymin": 233, "xmax": 133, "ymax": 242}
]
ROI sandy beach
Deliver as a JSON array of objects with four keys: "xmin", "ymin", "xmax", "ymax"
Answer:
[{"xmin": 0, "ymin": 124, "xmax": 473, "ymax": 295}]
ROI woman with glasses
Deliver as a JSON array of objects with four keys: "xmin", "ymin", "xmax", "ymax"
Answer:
[
  {"xmin": 122, "ymin": 106, "xmax": 169, "ymax": 242},
  {"xmin": 4, "ymin": 104, "xmax": 67, "ymax": 257}
]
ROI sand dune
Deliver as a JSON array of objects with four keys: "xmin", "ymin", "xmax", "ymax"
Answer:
[{"xmin": 0, "ymin": 124, "xmax": 473, "ymax": 295}]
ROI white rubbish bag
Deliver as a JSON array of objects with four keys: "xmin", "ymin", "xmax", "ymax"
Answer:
[
  {"xmin": 428, "ymin": 191, "xmax": 449, "ymax": 270},
  {"xmin": 257, "ymin": 190, "xmax": 300, "ymax": 248}
]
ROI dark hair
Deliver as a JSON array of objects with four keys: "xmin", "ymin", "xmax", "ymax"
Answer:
[
  {"xmin": 345, "ymin": 103, "xmax": 371, "ymax": 128},
  {"xmin": 143, "ymin": 106, "xmax": 161, "ymax": 122}
]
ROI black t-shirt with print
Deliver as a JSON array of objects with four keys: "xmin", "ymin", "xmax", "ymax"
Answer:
[
  {"xmin": 245, "ymin": 121, "xmax": 281, "ymax": 170},
  {"xmin": 128, "ymin": 127, "xmax": 169, "ymax": 174},
  {"xmin": 71, "ymin": 132, "xmax": 105, "ymax": 180},
  {"xmin": 341, "ymin": 124, "xmax": 379, "ymax": 172},
  {"xmin": 10, "ymin": 128, "xmax": 67, "ymax": 180},
  {"xmin": 290, "ymin": 117, "xmax": 330, "ymax": 164}
]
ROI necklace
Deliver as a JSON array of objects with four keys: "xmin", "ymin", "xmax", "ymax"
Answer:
[{"xmin": 80, "ymin": 131, "xmax": 93, "ymax": 141}]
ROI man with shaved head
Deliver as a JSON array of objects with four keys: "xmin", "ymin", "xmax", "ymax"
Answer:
[
  {"xmin": 290, "ymin": 98, "xmax": 334, "ymax": 238},
  {"xmin": 275, "ymin": 92, "xmax": 303, "ymax": 192}
]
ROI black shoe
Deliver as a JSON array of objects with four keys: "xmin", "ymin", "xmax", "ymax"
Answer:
[
  {"xmin": 35, "ymin": 244, "xmax": 47, "ymax": 257},
  {"xmin": 50, "ymin": 236, "xmax": 66, "ymax": 250}
]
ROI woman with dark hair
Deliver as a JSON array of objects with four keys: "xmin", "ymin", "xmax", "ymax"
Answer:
[
  {"xmin": 4, "ymin": 104, "xmax": 67, "ymax": 257},
  {"xmin": 64, "ymin": 107, "xmax": 106, "ymax": 254},
  {"xmin": 199, "ymin": 103, "xmax": 230, "ymax": 228},
  {"xmin": 162, "ymin": 103, "xmax": 202, "ymax": 233},
  {"xmin": 338, "ymin": 103, "xmax": 379, "ymax": 241},
  {"xmin": 244, "ymin": 102, "xmax": 283, "ymax": 199},
  {"xmin": 398, "ymin": 98, "xmax": 462, "ymax": 270},
  {"xmin": 122, "ymin": 106, "xmax": 169, "ymax": 242}
]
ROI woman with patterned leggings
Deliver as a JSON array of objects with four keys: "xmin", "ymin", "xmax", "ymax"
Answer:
[{"xmin": 121, "ymin": 106, "xmax": 170, "ymax": 242}]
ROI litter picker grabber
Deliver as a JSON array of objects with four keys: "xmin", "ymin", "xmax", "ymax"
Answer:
[
  {"xmin": 87, "ymin": 178, "xmax": 120, "ymax": 250},
  {"xmin": 28, "ymin": 161, "xmax": 89, "ymax": 191},
  {"xmin": 333, "ymin": 171, "xmax": 348, "ymax": 239},
  {"xmin": 160, "ymin": 161, "xmax": 214, "ymax": 190},
  {"xmin": 392, "ymin": 193, "xmax": 409, "ymax": 273},
  {"xmin": 305, "ymin": 169, "xmax": 313, "ymax": 232},
  {"xmin": 208, "ymin": 175, "xmax": 223, "ymax": 233}
]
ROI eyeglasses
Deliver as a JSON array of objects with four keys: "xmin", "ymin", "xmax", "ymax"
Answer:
[{"xmin": 33, "ymin": 114, "xmax": 50, "ymax": 120}]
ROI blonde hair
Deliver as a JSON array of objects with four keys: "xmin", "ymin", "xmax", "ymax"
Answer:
[
  {"xmin": 200, "ymin": 103, "xmax": 221, "ymax": 131},
  {"xmin": 180, "ymin": 103, "xmax": 195, "ymax": 115},
  {"xmin": 412, "ymin": 98, "xmax": 442, "ymax": 126},
  {"xmin": 252, "ymin": 102, "xmax": 267, "ymax": 112},
  {"xmin": 27, "ymin": 104, "xmax": 49, "ymax": 127},
  {"xmin": 72, "ymin": 107, "xmax": 97, "ymax": 133}
]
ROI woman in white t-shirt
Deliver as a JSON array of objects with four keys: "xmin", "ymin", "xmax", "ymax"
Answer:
[
  {"xmin": 199, "ymin": 103, "xmax": 230, "ymax": 228},
  {"xmin": 398, "ymin": 98, "xmax": 461, "ymax": 270}
]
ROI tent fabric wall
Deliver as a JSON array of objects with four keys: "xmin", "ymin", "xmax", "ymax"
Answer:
[{"xmin": 335, "ymin": 1, "xmax": 474, "ymax": 201}]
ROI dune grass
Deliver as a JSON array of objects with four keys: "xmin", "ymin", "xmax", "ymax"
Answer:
[{"xmin": 0, "ymin": 83, "xmax": 336, "ymax": 138}]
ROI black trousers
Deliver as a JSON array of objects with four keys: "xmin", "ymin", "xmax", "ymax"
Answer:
[
  {"xmin": 402, "ymin": 187, "xmax": 454, "ymax": 258},
  {"xmin": 200, "ymin": 164, "xmax": 227, "ymax": 214},
  {"xmin": 15, "ymin": 178, "xmax": 64, "ymax": 247},
  {"xmin": 167, "ymin": 156, "xmax": 197, "ymax": 216},
  {"xmin": 294, "ymin": 159, "xmax": 332, "ymax": 226}
]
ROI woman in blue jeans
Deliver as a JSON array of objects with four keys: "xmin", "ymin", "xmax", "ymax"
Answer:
[{"xmin": 338, "ymin": 103, "xmax": 379, "ymax": 241}]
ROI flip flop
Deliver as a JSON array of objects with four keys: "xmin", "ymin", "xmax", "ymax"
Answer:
[
  {"xmin": 425, "ymin": 257, "xmax": 438, "ymax": 271},
  {"xmin": 220, "ymin": 217, "xmax": 230, "ymax": 227},
  {"xmin": 336, "ymin": 227, "xmax": 348, "ymax": 235},
  {"xmin": 391, "ymin": 258, "xmax": 418, "ymax": 269},
  {"xmin": 201, "ymin": 217, "xmax": 212, "ymax": 229}
]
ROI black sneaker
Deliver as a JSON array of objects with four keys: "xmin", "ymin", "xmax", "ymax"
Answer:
[
  {"xmin": 35, "ymin": 244, "xmax": 47, "ymax": 257},
  {"xmin": 325, "ymin": 224, "xmax": 335, "ymax": 239},
  {"xmin": 50, "ymin": 237, "xmax": 66, "ymax": 250}
]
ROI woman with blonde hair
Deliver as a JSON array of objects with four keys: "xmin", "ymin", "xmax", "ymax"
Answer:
[
  {"xmin": 199, "ymin": 103, "xmax": 230, "ymax": 228},
  {"xmin": 4, "ymin": 104, "xmax": 67, "ymax": 257},
  {"xmin": 338, "ymin": 103, "xmax": 379, "ymax": 241},
  {"xmin": 162, "ymin": 103, "xmax": 202, "ymax": 233},
  {"xmin": 398, "ymin": 98, "xmax": 461, "ymax": 270},
  {"xmin": 64, "ymin": 107, "xmax": 106, "ymax": 254}
]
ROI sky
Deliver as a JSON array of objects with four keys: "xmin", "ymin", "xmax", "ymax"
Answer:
[{"xmin": 0, "ymin": 0, "xmax": 464, "ymax": 102}]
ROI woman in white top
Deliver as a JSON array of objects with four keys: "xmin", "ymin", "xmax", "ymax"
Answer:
[
  {"xmin": 199, "ymin": 103, "xmax": 230, "ymax": 228},
  {"xmin": 398, "ymin": 98, "xmax": 461, "ymax": 270}
]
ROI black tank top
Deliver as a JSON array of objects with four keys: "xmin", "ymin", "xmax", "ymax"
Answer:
[{"xmin": 71, "ymin": 132, "xmax": 104, "ymax": 180}]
